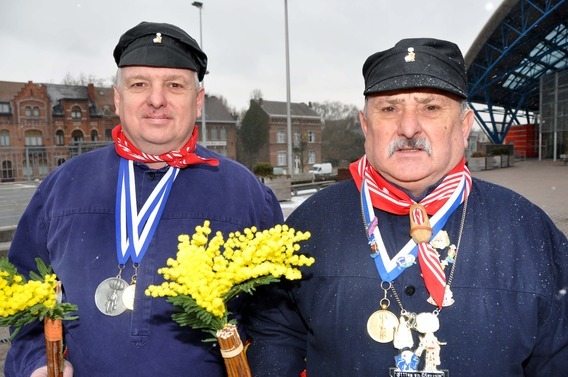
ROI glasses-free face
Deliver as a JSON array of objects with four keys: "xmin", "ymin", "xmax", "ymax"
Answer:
[{"xmin": 360, "ymin": 90, "xmax": 473, "ymax": 196}]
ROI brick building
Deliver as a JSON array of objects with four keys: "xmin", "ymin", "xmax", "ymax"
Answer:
[
  {"xmin": 197, "ymin": 95, "xmax": 238, "ymax": 159},
  {"xmin": 0, "ymin": 80, "xmax": 237, "ymax": 182},
  {"xmin": 242, "ymin": 99, "xmax": 323, "ymax": 174}
]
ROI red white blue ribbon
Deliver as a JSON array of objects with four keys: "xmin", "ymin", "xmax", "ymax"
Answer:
[{"xmin": 359, "ymin": 160, "xmax": 471, "ymax": 301}]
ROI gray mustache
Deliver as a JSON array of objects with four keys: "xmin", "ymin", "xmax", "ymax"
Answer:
[{"xmin": 388, "ymin": 138, "xmax": 432, "ymax": 157}]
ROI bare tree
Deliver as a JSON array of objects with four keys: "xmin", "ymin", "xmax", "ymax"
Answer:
[
  {"xmin": 250, "ymin": 89, "xmax": 263, "ymax": 100},
  {"xmin": 311, "ymin": 101, "xmax": 358, "ymax": 122},
  {"xmin": 61, "ymin": 73, "xmax": 113, "ymax": 87}
]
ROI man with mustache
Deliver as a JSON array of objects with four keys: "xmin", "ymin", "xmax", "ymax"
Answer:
[
  {"xmin": 5, "ymin": 21, "xmax": 283, "ymax": 377},
  {"xmin": 245, "ymin": 38, "xmax": 568, "ymax": 376}
]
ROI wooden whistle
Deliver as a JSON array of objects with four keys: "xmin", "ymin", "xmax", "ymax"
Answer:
[{"xmin": 409, "ymin": 203, "xmax": 433, "ymax": 244}]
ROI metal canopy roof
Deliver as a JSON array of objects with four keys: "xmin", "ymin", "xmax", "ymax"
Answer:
[{"xmin": 465, "ymin": 0, "xmax": 568, "ymax": 144}]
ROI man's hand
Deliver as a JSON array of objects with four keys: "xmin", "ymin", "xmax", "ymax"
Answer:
[{"xmin": 30, "ymin": 361, "xmax": 74, "ymax": 377}]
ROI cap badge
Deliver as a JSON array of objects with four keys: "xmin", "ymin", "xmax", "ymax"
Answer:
[
  {"xmin": 153, "ymin": 33, "xmax": 162, "ymax": 44},
  {"xmin": 404, "ymin": 47, "xmax": 415, "ymax": 62}
]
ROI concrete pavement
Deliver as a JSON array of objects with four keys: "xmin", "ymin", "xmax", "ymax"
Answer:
[{"xmin": 471, "ymin": 158, "xmax": 568, "ymax": 235}]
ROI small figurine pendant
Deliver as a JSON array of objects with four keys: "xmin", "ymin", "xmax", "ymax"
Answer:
[{"xmin": 409, "ymin": 203, "xmax": 433, "ymax": 244}]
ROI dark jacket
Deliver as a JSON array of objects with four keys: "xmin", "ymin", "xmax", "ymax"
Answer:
[
  {"xmin": 246, "ymin": 178, "xmax": 568, "ymax": 376},
  {"xmin": 6, "ymin": 144, "xmax": 283, "ymax": 377}
]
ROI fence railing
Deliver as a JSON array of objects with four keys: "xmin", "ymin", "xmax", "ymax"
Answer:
[{"xmin": 0, "ymin": 142, "xmax": 113, "ymax": 182}]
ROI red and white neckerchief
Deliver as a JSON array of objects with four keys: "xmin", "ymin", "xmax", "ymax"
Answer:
[
  {"xmin": 350, "ymin": 156, "xmax": 472, "ymax": 308},
  {"xmin": 112, "ymin": 124, "xmax": 219, "ymax": 168}
]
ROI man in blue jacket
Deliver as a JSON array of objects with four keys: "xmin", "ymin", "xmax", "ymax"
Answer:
[
  {"xmin": 245, "ymin": 38, "xmax": 568, "ymax": 376},
  {"xmin": 6, "ymin": 21, "xmax": 283, "ymax": 377}
]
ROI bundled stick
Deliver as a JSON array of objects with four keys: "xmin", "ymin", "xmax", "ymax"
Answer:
[
  {"xmin": 216, "ymin": 324, "xmax": 252, "ymax": 377},
  {"xmin": 44, "ymin": 317, "xmax": 63, "ymax": 377}
]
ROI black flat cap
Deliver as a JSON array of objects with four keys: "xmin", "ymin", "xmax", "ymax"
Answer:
[
  {"xmin": 113, "ymin": 21, "xmax": 207, "ymax": 81},
  {"xmin": 362, "ymin": 38, "xmax": 467, "ymax": 98}
]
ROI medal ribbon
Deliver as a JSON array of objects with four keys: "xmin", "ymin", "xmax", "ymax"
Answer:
[
  {"xmin": 356, "ymin": 156, "xmax": 471, "ymax": 308},
  {"xmin": 115, "ymin": 158, "xmax": 179, "ymax": 265},
  {"xmin": 112, "ymin": 124, "xmax": 219, "ymax": 168}
]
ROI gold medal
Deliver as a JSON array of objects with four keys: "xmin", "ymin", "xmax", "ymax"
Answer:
[
  {"xmin": 367, "ymin": 308, "xmax": 399, "ymax": 343},
  {"xmin": 122, "ymin": 284, "xmax": 136, "ymax": 310}
]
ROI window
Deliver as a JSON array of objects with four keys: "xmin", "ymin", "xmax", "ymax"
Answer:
[
  {"xmin": 22, "ymin": 160, "xmax": 33, "ymax": 177},
  {"xmin": 217, "ymin": 147, "xmax": 227, "ymax": 156},
  {"xmin": 56, "ymin": 130, "xmax": 65, "ymax": 146},
  {"xmin": 57, "ymin": 158, "xmax": 66, "ymax": 166},
  {"xmin": 277, "ymin": 131, "xmax": 286, "ymax": 144},
  {"xmin": 1, "ymin": 160, "xmax": 13, "ymax": 180},
  {"xmin": 33, "ymin": 106, "xmax": 40, "ymax": 117},
  {"xmin": 91, "ymin": 130, "xmax": 99, "ymax": 141},
  {"xmin": 276, "ymin": 151, "xmax": 287, "ymax": 166},
  {"xmin": 0, "ymin": 103, "xmax": 10, "ymax": 113},
  {"xmin": 71, "ymin": 130, "xmax": 84, "ymax": 143},
  {"xmin": 220, "ymin": 127, "xmax": 227, "ymax": 141},
  {"xmin": 71, "ymin": 106, "xmax": 82, "ymax": 120},
  {"xmin": 105, "ymin": 129, "xmax": 113, "ymax": 141},
  {"xmin": 0, "ymin": 130, "xmax": 9, "ymax": 146},
  {"xmin": 24, "ymin": 130, "xmax": 42, "ymax": 146},
  {"xmin": 210, "ymin": 127, "xmax": 218, "ymax": 141},
  {"xmin": 307, "ymin": 131, "xmax": 316, "ymax": 143},
  {"xmin": 294, "ymin": 131, "xmax": 301, "ymax": 146},
  {"xmin": 25, "ymin": 106, "xmax": 31, "ymax": 117},
  {"xmin": 308, "ymin": 150, "xmax": 316, "ymax": 164},
  {"xmin": 38, "ymin": 159, "xmax": 49, "ymax": 176}
]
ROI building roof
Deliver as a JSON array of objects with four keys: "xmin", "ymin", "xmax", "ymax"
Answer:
[
  {"xmin": 465, "ymin": 0, "xmax": 568, "ymax": 143},
  {"xmin": 89, "ymin": 86, "xmax": 115, "ymax": 110},
  {"xmin": 0, "ymin": 81, "xmax": 25, "ymax": 102},
  {"xmin": 256, "ymin": 99, "xmax": 321, "ymax": 119},
  {"xmin": 45, "ymin": 84, "xmax": 89, "ymax": 103},
  {"xmin": 197, "ymin": 95, "xmax": 237, "ymax": 124}
]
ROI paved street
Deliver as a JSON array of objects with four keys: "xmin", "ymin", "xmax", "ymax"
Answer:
[
  {"xmin": 0, "ymin": 181, "xmax": 39, "ymax": 228},
  {"xmin": 471, "ymin": 159, "xmax": 568, "ymax": 235},
  {"xmin": 1, "ymin": 158, "xmax": 567, "ymax": 375}
]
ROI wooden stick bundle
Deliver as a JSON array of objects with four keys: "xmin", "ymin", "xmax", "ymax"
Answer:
[
  {"xmin": 216, "ymin": 324, "xmax": 252, "ymax": 377},
  {"xmin": 44, "ymin": 318, "xmax": 63, "ymax": 377}
]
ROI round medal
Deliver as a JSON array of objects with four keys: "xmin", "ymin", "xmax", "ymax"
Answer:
[
  {"xmin": 415, "ymin": 312, "xmax": 440, "ymax": 334},
  {"xmin": 367, "ymin": 309, "xmax": 399, "ymax": 343},
  {"xmin": 122, "ymin": 284, "xmax": 136, "ymax": 310},
  {"xmin": 94, "ymin": 277, "xmax": 128, "ymax": 316}
]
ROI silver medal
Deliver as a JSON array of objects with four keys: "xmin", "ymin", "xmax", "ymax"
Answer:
[{"xmin": 94, "ymin": 277, "xmax": 129, "ymax": 316}]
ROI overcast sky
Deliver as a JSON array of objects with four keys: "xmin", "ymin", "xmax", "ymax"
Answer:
[{"xmin": 0, "ymin": 0, "xmax": 503, "ymax": 112}]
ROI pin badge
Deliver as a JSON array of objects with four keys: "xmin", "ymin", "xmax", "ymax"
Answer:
[
  {"xmin": 405, "ymin": 47, "xmax": 415, "ymax": 62},
  {"xmin": 153, "ymin": 33, "xmax": 162, "ymax": 44}
]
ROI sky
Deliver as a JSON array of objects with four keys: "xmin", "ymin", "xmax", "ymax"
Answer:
[{"xmin": 0, "ymin": 0, "xmax": 504, "ymax": 113}]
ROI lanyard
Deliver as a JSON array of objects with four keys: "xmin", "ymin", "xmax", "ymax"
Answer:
[
  {"xmin": 115, "ymin": 158, "xmax": 179, "ymax": 265},
  {"xmin": 361, "ymin": 175, "xmax": 467, "ymax": 282}
]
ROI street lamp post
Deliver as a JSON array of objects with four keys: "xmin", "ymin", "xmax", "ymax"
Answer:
[
  {"xmin": 284, "ymin": 0, "xmax": 294, "ymax": 175},
  {"xmin": 192, "ymin": 1, "xmax": 207, "ymax": 147}
]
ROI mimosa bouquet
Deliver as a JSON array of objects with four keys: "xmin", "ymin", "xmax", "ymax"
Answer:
[
  {"xmin": 0, "ymin": 257, "xmax": 78, "ymax": 377},
  {"xmin": 146, "ymin": 221, "xmax": 314, "ymax": 376}
]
